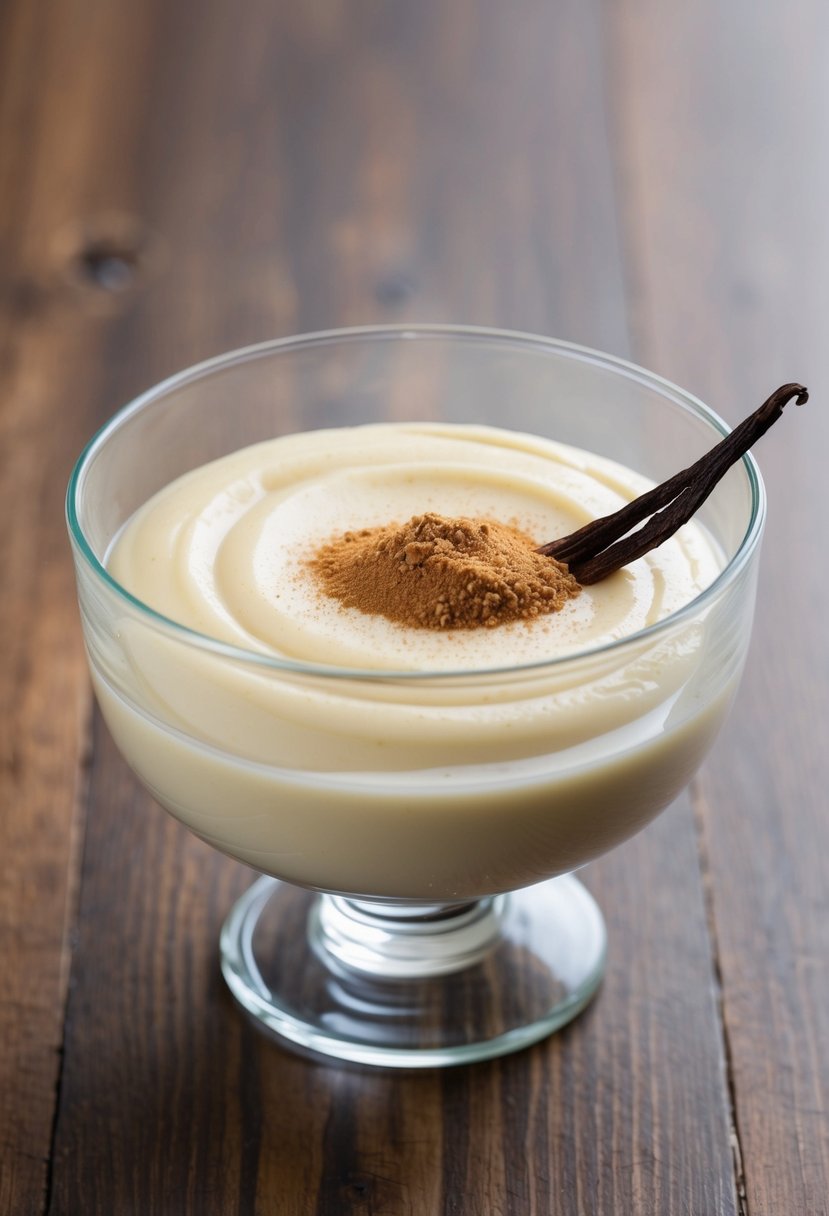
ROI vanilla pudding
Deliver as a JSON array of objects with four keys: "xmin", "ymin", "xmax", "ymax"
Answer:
[
  {"xmin": 108, "ymin": 423, "xmax": 719, "ymax": 669},
  {"xmin": 88, "ymin": 422, "xmax": 747, "ymax": 899}
]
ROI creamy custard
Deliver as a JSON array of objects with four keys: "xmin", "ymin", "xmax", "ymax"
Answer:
[
  {"xmin": 110, "ymin": 423, "xmax": 718, "ymax": 670},
  {"xmin": 92, "ymin": 423, "xmax": 743, "ymax": 899}
]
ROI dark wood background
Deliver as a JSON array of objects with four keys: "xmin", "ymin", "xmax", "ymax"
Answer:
[{"xmin": 2, "ymin": 2, "xmax": 828, "ymax": 1213}]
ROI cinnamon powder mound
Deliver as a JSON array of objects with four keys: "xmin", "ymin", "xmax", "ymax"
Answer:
[{"xmin": 310, "ymin": 512, "xmax": 581, "ymax": 630}]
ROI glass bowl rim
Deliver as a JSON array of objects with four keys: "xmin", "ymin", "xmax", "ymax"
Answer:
[{"xmin": 66, "ymin": 323, "xmax": 765, "ymax": 682}]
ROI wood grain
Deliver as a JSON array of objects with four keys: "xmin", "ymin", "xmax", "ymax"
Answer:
[
  {"xmin": 2, "ymin": 0, "xmax": 826, "ymax": 1213},
  {"xmin": 40, "ymin": 3, "xmax": 738, "ymax": 1215},
  {"xmin": 0, "ymin": 3, "xmax": 168, "ymax": 1211},
  {"xmin": 608, "ymin": 4, "xmax": 829, "ymax": 1212}
]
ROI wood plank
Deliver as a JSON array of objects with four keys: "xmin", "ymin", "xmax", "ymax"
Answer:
[
  {"xmin": 0, "ymin": 14, "xmax": 122, "ymax": 1216},
  {"xmin": 2, "ymin": 0, "xmax": 739, "ymax": 1212},
  {"xmin": 608, "ymin": 3, "xmax": 829, "ymax": 1212},
  {"xmin": 0, "ymin": 2, "xmax": 176, "ymax": 1211}
]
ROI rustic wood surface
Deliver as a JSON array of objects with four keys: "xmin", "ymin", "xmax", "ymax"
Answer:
[{"xmin": 1, "ymin": 2, "xmax": 826, "ymax": 1213}]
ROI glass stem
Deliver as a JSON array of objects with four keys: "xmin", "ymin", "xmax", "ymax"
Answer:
[{"xmin": 311, "ymin": 893, "xmax": 507, "ymax": 979}]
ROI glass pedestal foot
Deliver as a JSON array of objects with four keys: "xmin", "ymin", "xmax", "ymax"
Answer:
[{"xmin": 220, "ymin": 874, "xmax": 606, "ymax": 1068}]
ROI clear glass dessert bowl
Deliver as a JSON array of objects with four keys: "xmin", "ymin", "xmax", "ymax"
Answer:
[{"xmin": 67, "ymin": 326, "xmax": 763, "ymax": 1067}]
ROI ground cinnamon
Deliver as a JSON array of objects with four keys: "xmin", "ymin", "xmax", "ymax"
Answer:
[{"xmin": 311, "ymin": 512, "xmax": 580, "ymax": 630}]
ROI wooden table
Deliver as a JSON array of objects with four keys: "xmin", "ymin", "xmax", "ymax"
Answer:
[{"xmin": 3, "ymin": 3, "xmax": 828, "ymax": 1213}]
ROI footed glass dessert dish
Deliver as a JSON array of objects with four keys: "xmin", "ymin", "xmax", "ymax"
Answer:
[{"xmin": 67, "ymin": 326, "xmax": 763, "ymax": 1067}]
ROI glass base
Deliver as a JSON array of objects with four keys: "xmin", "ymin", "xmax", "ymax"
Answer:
[{"xmin": 220, "ymin": 875, "xmax": 606, "ymax": 1068}]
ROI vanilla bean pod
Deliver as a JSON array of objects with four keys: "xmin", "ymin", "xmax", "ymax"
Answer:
[{"xmin": 539, "ymin": 383, "xmax": 807, "ymax": 585}]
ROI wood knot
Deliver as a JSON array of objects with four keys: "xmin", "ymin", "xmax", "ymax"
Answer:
[
  {"xmin": 75, "ymin": 240, "xmax": 139, "ymax": 291},
  {"xmin": 374, "ymin": 270, "xmax": 416, "ymax": 306},
  {"xmin": 57, "ymin": 214, "xmax": 164, "ymax": 304}
]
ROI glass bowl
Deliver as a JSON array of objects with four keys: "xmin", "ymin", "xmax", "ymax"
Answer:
[{"xmin": 67, "ymin": 326, "xmax": 763, "ymax": 1067}]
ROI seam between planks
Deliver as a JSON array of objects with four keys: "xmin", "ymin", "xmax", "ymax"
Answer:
[
  {"xmin": 594, "ymin": 0, "xmax": 641, "ymax": 366},
  {"xmin": 691, "ymin": 779, "xmax": 750, "ymax": 1216},
  {"xmin": 42, "ymin": 687, "xmax": 95, "ymax": 1216}
]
